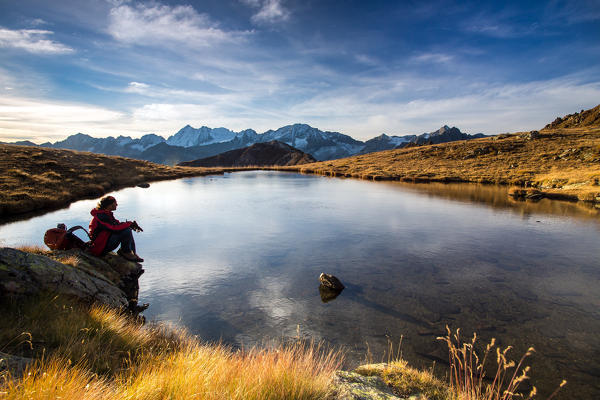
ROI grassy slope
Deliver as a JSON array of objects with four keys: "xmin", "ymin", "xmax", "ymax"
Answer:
[
  {"xmin": 0, "ymin": 144, "xmax": 243, "ymax": 217},
  {"xmin": 279, "ymin": 126, "xmax": 600, "ymax": 203},
  {"xmin": 0, "ymin": 293, "xmax": 342, "ymax": 400},
  {"xmin": 0, "ymin": 290, "xmax": 555, "ymax": 400}
]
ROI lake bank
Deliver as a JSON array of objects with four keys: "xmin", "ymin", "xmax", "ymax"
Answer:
[
  {"xmin": 0, "ymin": 143, "xmax": 259, "ymax": 219},
  {"xmin": 276, "ymin": 127, "xmax": 600, "ymax": 205},
  {"xmin": 2, "ymin": 126, "xmax": 599, "ymax": 220}
]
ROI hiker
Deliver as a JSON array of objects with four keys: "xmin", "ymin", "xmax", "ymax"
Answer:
[{"xmin": 88, "ymin": 195, "xmax": 144, "ymax": 262}]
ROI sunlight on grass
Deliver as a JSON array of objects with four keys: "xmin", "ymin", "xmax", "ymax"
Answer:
[
  {"xmin": 438, "ymin": 327, "xmax": 567, "ymax": 400},
  {"xmin": 0, "ymin": 295, "xmax": 342, "ymax": 400}
]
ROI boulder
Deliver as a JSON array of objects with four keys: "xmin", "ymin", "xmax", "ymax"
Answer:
[
  {"xmin": 319, "ymin": 273, "xmax": 345, "ymax": 290},
  {"xmin": 519, "ymin": 130, "xmax": 540, "ymax": 140},
  {"xmin": 0, "ymin": 351, "xmax": 33, "ymax": 378},
  {"xmin": 330, "ymin": 370, "xmax": 404, "ymax": 400},
  {"xmin": 0, "ymin": 247, "xmax": 143, "ymax": 309}
]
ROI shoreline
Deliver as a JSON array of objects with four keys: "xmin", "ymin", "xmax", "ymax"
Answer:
[
  {"xmin": 2, "ymin": 125, "xmax": 599, "ymax": 220},
  {"xmin": 3, "ymin": 167, "xmax": 594, "ymax": 224},
  {"xmin": 271, "ymin": 127, "xmax": 600, "ymax": 206}
]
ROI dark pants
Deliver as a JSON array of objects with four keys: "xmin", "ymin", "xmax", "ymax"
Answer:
[{"xmin": 104, "ymin": 228, "xmax": 136, "ymax": 254}]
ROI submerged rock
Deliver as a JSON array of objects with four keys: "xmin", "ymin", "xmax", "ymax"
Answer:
[
  {"xmin": 319, "ymin": 285, "xmax": 343, "ymax": 303},
  {"xmin": 0, "ymin": 247, "xmax": 143, "ymax": 309}
]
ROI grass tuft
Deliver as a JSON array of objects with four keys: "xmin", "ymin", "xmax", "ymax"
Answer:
[{"xmin": 437, "ymin": 327, "xmax": 566, "ymax": 400}]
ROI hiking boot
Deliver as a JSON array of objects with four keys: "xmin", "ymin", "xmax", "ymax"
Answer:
[
  {"xmin": 133, "ymin": 253, "xmax": 144, "ymax": 263},
  {"xmin": 118, "ymin": 249, "xmax": 141, "ymax": 262}
]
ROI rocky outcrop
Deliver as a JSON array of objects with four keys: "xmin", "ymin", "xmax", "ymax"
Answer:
[
  {"xmin": 330, "ymin": 363, "xmax": 434, "ymax": 400},
  {"xmin": 332, "ymin": 370, "xmax": 403, "ymax": 400},
  {"xmin": 0, "ymin": 247, "xmax": 144, "ymax": 309},
  {"xmin": 544, "ymin": 104, "xmax": 600, "ymax": 129}
]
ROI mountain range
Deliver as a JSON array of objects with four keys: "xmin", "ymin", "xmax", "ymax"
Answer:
[{"xmin": 10, "ymin": 123, "xmax": 485, "ymax": 165}]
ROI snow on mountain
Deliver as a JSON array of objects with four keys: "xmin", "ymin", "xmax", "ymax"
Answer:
[
  {"xmin": 129, "ymin": 134, "xmax": 165, "ymax": 152},
  {"xmin": 258, "ymin": 123, "xmax": 364, "ymax": 160},
  {"xmin": 40, "ymin": 123, "xmax": 486, "ymax": 165},
  {"xmin": 166, "ymin": 125, "xmax": 236, "ymax": 147},
  {"xmin": 358, "ymin": 133, "xmax": 415, "ymax": 154}
]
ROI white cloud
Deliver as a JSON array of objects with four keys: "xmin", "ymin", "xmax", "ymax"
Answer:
[
  {"xmin": 462, "ymin": 12, "xmax": 536, "ymax": 38},
  {"xmin": 285, "ymin": 75, "xmax": 600, "ymax": 138},
  {"xmin": 108, "ymin": 3, "xmax": 247, "ymax": 46},
  {"xmin": 242, "ymin": 0, "xmax": 290, "ymax": 24},
  {"xmin": 29, "ymin": 18, "xmax": 48, "ymax": 27},
  {"xmin": 411, "ymin": 52, "xmax": 454, "ymax": 64},
  {"xmin": 0, "ymin": 96, "xmax": 125, "ymax": 142},
  {"xmin": 122, "ymin": 81, "xmax": 230, "ymax": 100},
  {"xmin": 0, "ymin": 27, "xmax": 74, "ymax": 54},
  {"xmin": 124, "ymin": 81, "xmax": 150, "ymax": 94}
]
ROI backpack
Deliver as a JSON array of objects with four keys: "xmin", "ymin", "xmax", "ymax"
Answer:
[{"xmin": 44, "ymin": 224, "xmax": 90, "ymax": 250}]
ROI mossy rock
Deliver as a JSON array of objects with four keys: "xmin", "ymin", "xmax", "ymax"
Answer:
[
  {"xmin": 0, "ymin": 247, "xmax": 129, "ymax": 308},
  {"xmin": 331, "ymin": 362, "xmax": 450, "ymax": 400},
  {"xmin": 331, "ymin": 370, "xmax": 404, "ymax": 400}
]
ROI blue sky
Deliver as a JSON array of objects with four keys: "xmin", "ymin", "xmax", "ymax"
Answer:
[{"xmin": 0, "ymin": 0, "xmax": 599, "ymax": 142}]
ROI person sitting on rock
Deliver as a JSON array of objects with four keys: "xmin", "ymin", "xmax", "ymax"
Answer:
[{"xmin": 88, "ymin": 196, "xmax": 144, "ymax": 262}]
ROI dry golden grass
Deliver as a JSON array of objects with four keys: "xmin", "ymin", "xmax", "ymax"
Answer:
[
  {"xmin": 356, "ymin": 361, "xmax": 451, "ymax": 400},
  {"xmin": 277, "ymin": 127, "xmax": 600, "ymax": 203},
  {"xmin": 0, "ymin": 295, "xmax": 342, "ymax": 400},
  {"xmin": 0, "ymin": 144, "xmax": 247, "ymax": 217},
  {"xmin": 0, "ymin": 293, "xmax": 569, "ymax": 400},
  {"xmin": 437, "ymin": 327, "xmax": 566, "ymax": 400}
]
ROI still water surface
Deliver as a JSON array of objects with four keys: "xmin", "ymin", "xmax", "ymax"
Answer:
[{"xmin": 1, "ymin": 171, "xmax": 599, "ymax": 398}]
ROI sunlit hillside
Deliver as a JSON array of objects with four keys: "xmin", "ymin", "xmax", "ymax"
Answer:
[{"xmin": 283, "ymin": 124, "xmax": 600, "ymax": 203}]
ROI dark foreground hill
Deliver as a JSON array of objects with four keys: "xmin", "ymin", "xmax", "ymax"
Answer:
[{"xmin": 178, "ymin": 141, "xmax": 316, "ymax": 167}]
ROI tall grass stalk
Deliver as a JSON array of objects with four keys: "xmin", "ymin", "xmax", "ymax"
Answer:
[{"xmin": 438, "ymin": 327, "xmax": 566, "ymax": 400}]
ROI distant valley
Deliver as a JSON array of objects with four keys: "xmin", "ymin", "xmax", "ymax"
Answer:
[{"xmin": 11, "ymin": 124, "xmax": 485, "ymax": 165}]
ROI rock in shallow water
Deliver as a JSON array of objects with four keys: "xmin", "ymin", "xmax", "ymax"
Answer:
[{"xmin": 320, "ymin": 272, "xmax": 345, "ymax": 290}]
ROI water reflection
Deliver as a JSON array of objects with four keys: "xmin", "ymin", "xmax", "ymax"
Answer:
[{"xmin": 0, "ymin": 171, "xmax": 599, "ymax": 399}]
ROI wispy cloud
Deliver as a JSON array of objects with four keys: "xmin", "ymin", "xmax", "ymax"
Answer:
[
  {"xmin": 107, "ymin": 3, "xmax": 248, "ymax": 46},
  {"xmin": 285, "ymin": 74, "xmax": 600, "ymax": 138},
  {"xmin": 122, "ymin": 81, "xmax": 230, "ymax": 98},
  {"xmin": 410, "ymin": 52, "xmax": 454, "ymax": 64},
  {"xmin": 544, "ymin": 0, "xmax": 600, "ymax": 24},
  {"xmin": 242, "ymin": 0, "xmax": 290, "ymax": 24},
  {"xmin": 0, "ymin": 27, "xmax": 74, "ymax": 54},
  {"xmin": 462, "ymin": 11, "xmax": 537, "ymax": 38},
  {"xmin": 29, "ymin": 18, "xmax": 49, "ymax": 27}
]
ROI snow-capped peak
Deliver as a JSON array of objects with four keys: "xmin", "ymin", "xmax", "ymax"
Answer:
[{"xmin": 166, "ymin": 125, "xmax": 236, "ymax": 147}]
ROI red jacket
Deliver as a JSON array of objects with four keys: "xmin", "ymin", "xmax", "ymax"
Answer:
[{"xmin": 88, "ymin": 208, "xmax": 132, "ymax": 256}]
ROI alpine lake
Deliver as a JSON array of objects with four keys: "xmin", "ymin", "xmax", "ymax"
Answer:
[{"xmin": 1, "ymin": 171, "xmax": 599, "ymax": 399}]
